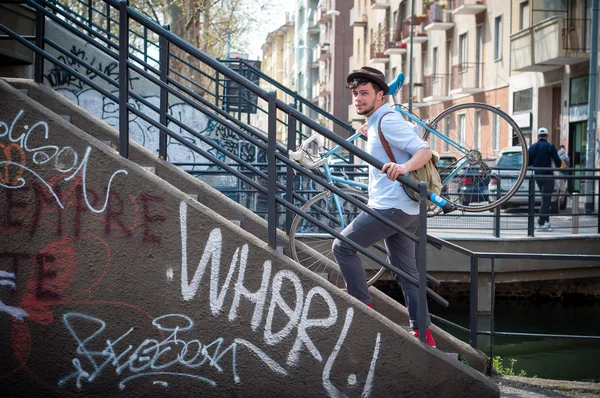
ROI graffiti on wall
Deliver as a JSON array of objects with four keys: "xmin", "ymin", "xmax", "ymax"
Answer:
[
  {"xmin": 1, "ymin": 108, "xmax": 384, "ymax": 396},
  {"xmin": 0, "ymin": 110, "xmax": 128, "ymax": 213},
  {"xmin": 44, "ymin": 45, "xmax": 138, "ymax": 91},
  {"xmin": 42, "ymin": 40, "xmax": 258, "ymax": 170}
]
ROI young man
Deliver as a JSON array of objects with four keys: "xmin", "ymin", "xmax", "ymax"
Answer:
[
  {"xmin": 528, "ymin": 127, "xmax": 562, "ymax": 231},
  {"xmin": 332, "ymin": 66, "xmax": 435, "ymax": 347}
]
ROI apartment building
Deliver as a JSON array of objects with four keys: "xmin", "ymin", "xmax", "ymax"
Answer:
[
  {"xmin": 348, "ymin": 0, "xmax": 513, "ymax": 159},
  {"xmin": 291, "ymin": 0, "xmax": 353, "ymax": 138},
  {"xmin": 510, "ymin": 0, "xmax": 598, "ymax": 192},
  {"xmin": 260, "ymin": 15, "xmax": 296, "ymax": 143},
  {"xmin": 262, "ymin": 0, "xmax": 599, "ymax": 176}
]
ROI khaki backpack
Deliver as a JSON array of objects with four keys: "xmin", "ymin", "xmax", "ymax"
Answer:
[{"xmin": 378, "ymin": 113, "xmax": 443, "ymax": 207}]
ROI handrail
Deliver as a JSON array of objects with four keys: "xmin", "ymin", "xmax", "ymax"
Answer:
[
  {"xmin": 48, "ymin": 0, "xmax": 359, "ymax": 161},
  {"xmin": 2, "ymin": 1, "xmax": 455, "ymax": 309}
]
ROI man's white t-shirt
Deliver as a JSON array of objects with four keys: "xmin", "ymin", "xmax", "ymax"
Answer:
[{"xmin": 365, "ymin": 104, "xmax": 429, "ymax": 215}]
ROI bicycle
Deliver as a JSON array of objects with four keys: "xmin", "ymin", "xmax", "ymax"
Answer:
[{"xmin": 288, "ymin": 73, "xmax": 527, "ymax": 288}]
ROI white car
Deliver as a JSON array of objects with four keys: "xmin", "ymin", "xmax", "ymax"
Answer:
[{"xmin": 488, "ymin": 146, "xmax": 567, "ymax": 213}]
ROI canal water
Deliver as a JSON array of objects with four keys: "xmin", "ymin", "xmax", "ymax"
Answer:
[{"xmin": 429, "ymin": 301, "xmax": 600, "ymax": 382}]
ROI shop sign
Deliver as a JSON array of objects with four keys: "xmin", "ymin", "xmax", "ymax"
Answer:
[
  {"xmin": 512, "ymin": 112, "xmax": 532, "ymax": 128},
  {"xmin": 569, "ymin": 104, "xmax": 589, "ymax": 122}
]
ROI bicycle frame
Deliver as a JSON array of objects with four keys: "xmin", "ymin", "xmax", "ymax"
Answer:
[
  {"xmin": 319, "ymin": 136, "xmax": 368, "ymax": 229},
  {"xmin": 389, "ymin": 98, "xmax": 472, "ymax": 184}
]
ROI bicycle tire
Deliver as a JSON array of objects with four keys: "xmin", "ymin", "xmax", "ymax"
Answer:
[
  {"xmin": 288, "ymin": 189, "xmax": 387, "ymax": 288},
  {"xmin": 429, "ymin": 102, "xmax": 527, "ymax": 212}
]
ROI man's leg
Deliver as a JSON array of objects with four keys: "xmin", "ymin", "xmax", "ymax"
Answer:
[
  {"xmin": 382, "ymin": 209, "xmax": 431, "ymax": 331},
  {"xmin": 332, "ymin": 210, "xmax": 395, "ymax": 305},
  {"xmin": 537, "ymin": 177, "xmax": 552, "ymax": 225}
]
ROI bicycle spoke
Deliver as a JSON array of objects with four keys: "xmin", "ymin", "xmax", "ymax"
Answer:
[
  {"xmin": 289, "ymin": 189, "xmax": 388, "ymax": 288},
  {"xmin": 430, "ymin": 103, "xmax": 527, "ymax": 211}
]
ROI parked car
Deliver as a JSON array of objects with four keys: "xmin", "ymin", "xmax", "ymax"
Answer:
[
  {"xmin": 437, "ymin": 156, "xmax": 496, "ymax": 206},
  {"xmin": 488, "ymin": 146, "xmax": 567, "ymax": 213}
]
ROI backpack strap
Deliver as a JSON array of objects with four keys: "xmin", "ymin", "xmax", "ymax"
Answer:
[{"xmin": 377, "ymin": 111, "xmax": 397, "ymax": 163}]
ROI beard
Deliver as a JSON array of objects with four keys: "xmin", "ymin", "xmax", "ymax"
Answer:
[{"xmin": 357, "ymin": 103, "xmax": 376, "ymax": 116}]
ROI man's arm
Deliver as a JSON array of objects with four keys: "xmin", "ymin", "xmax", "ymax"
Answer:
[
  {"xmin": 381, "ymin": 148, "xmax": 432, "ymax": 180},
  {"xmin": 527, "ymin": 146, "xmax": 535, "ymax": 166}
]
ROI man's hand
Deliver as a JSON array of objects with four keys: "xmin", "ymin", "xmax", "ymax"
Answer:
[
  {"xmin": 358, "ymin": 122, "xmax": 368, "ymax": 136},
  {"xmin": 381, "ymin": 162, "xmax": 409, "ymax": 181}
]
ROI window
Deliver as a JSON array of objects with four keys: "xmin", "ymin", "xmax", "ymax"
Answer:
[
  {"xmin": 534, "ymin": 0, "xmax": 567, "ymax": 25},
  {"xmin": 492, "ymin": 112, "xmax": 501, "ymax": 151},
  {"xmin": 519, "ymin": 1, "xmax": 529, "ymax": 30},
  {"xmin": 458, "ymin": 114, "xmax": 466, "ymax": 144},
  {"xmin": 513, "ymin": 88, "xmax": 533, "ymax": 112},
  {"xmin": 459, "ymin": 33, "xmax": 468, "ymax": 69},
  {"xmin": 494, "ymin": 16, "xmax": 502, "ymax": 60},
  {"xmin": 570, "ymin": 75, "xmax": 589, "ymax": 105}
]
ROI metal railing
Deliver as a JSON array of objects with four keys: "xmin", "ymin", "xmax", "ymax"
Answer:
[
  {"xmin": 369, "ymin": 40, "xmax": 389, "ymax": 60},
  {"xmin": 424, "ymin": 74, "xmax": 450, "ymax": 98},
  {"xmin": 563, "ymin": 18, "xmax": 591, "ymax": 52},
  {"xmin": 185, "ymin": 164, "xmax": 600, "ymax": 237},
  {"xmin": 401, "ymin": 16, "xmax": 428, "ymax": 40},
  {"xmin": 45, "ymin": 0, "xmax": 359, "ymax": 160},
  {"xmin": 0, "ymin": 0, "xmax": 452, "ymax": 325},
  {"xmin": 428, "ymin": 4, "xmax": 453, "ymax": 23},
  {"xmin": 451, "ymin": 62, "xmax": 483, "ymax": 91}
]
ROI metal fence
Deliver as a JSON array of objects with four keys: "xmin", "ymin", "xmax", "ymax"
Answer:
[{"xmin": 185, "ymin": 163, "xmax": 600, "ymax": 237}]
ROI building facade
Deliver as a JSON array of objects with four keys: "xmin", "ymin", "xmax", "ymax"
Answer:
[
  {"xmin": 261, "ymin": 0, "xmax": 599, "ymax": 181},
  {"xmin": 510, "ymin": 0, "xmax": 598, "ymax": 192},
  {"xmin": 260, "ymin": 15, "xmax": 296, "ymax": 143}
]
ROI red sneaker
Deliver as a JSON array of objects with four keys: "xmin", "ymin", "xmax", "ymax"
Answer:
[
  {"xmin": 366, "ymin": 303, "xmax": 373, "ymax": 308},
  {"xmin": 411, "ymin": 328, "xmax": 436, "ymax": 347}
]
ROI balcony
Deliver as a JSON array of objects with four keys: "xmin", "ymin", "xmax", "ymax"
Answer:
[
  {"xmin": 425, "ymin": 4, "xmax": 454, "ymax": 31},
  {"xmin": 401, "ymin": 18, "xmax": 428, "ymax": 44},
  {"xmin": 314, "ymin": 3, "xmax": 331, "ymax": 25},
  {"xmin": 450, "ymin": 63, "xmax": 484, "ymax": 95},
  {"xmin": 384, "ymin": 30, "xmax": 407, "ymax": 55},
  {"xmin": 452, "ymin": 0, "xmax": 486, "ymax": 15},
  {"xmin": 423, "ymin": 74, "xmax": 452, "ymax": 102},
  {"xmin": 510, "ymin": 17, "xmax": 590, "ymax": 72},
  {"xmin": 370, "ymin": 41, "xmax": 389, "ymax": 63},
  {"xmin": 350, "ymin": 7, "xmax": 367, "ymax": 27},
  {"xmin": 312, "ymin": 81, "xmax": 330, "ymax": 101},
  {"xmin": 400, "ymin": 84, "xmax": 426, "ymax": 107},
  {"xmin": 307, "ymin": 11, "xmax": 320, "ymax": 34},
  {"xmin": 308, "ymin": 50, "xmax": 319, "ymax": 68},
  {"xmin": 370, "ymin": 0, "xmax": 390, "ymax": 10},
  {"xmin": 313, "ymin": 42, "xmax": 331, "ymax": 62}
]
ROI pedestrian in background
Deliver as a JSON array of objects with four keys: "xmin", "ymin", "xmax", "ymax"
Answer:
[{"xmin": 528, "ymin": 127, "xmax": 562, "ymax": 231}]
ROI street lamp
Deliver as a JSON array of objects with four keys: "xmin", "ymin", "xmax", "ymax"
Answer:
[{"xmin": 326, "ymin": 9, "xmax": 347, "ymax": 125}]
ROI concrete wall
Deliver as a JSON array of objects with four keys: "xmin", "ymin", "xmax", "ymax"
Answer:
[
  {"xmin": 0, "ymin": 79, "xmax": 498, "ymax": 396},
  {"xmin": 3, "ymin": 77, "xmax": 492, "ymax": 374}
]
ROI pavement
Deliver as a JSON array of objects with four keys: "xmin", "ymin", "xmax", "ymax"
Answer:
[{"xmin": 494, "ymin": 375, "xmax": 600, "ymax": 397}]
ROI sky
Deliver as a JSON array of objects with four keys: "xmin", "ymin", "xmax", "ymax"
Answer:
[{"xmin": 243, "ymin": 0, "xmax": 296, "ymax": 60}]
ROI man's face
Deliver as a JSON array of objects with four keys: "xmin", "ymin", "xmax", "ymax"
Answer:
[{"xmin": 352, "ymin": 82, "xmax": 383, "ymax": 117}]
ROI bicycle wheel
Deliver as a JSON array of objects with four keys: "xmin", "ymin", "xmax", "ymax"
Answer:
[
  {"xmin": 288, "ymin": 189, "xmax": 387, "ymax": 289},
  {"xmin": 429, "ymin": 102, "xmax": 527, "ymax": 212}
]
